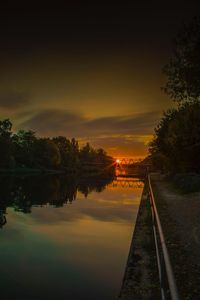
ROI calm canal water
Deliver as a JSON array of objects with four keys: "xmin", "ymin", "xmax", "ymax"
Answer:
[{"xmin": 0, "ymin": 175, "xmax": 143, "ymax": 300}]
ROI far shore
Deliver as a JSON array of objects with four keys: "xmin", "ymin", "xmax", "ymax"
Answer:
[
  {"xmin": 0, "ymin": 167, "xmax": 115, "ymax": 176},
  {"xmin": 0, "ymin": 168, "xmax": 65, "ymax": 175}
]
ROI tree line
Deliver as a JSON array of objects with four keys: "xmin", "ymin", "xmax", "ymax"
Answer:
[
  {"xmin": 149, "ymin": 17, "xmax": 200, "ymax": 174},
  {"xmin": 0, "ymin": 119, "xmax": 114, "ymax": 173}
]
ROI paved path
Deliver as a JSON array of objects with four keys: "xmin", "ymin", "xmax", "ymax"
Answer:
[{"xmin": 151, "ymin": 173, "xmax": 200, "ymax": 300}]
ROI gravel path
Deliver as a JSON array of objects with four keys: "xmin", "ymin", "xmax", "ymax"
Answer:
[{"xmin": 151, "ymin": 173, "xmax": 200, "ymax": 300}]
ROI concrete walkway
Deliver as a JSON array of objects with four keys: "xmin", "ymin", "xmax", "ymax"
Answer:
[{"xmin": 118, "ymin": 183, "xmax": 159, "ymax": 300}]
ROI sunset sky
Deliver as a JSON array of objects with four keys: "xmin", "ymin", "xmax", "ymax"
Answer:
[{"xmin": 0, "ymin": 3, "xmax": 199, "ymax": 158}]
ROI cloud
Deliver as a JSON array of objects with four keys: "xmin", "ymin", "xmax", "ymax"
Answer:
[
  {"xmin": 19, "ymin": 109, "xmax": 160, "ymax": 156},
  {"xmin": 0, "ymin": 91, "xmax": 29, "ymax": 109},
  {"xmin": 19, "ymin": 109, "xmax": 159, "ymax": 137},
  {"xmin": 85, "ymin": 112, "xmax": 159, "ymax": 135},
  {"xmin": 88, "ymin": 135, "xmax": 151, "ymax": 157},
  {"xmin": 19, "ymin": 110, "xmax": 85, "ymax": 136}
]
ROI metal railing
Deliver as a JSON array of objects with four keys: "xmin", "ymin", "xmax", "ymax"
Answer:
[{"xmin": 147, "ymin": 174, "xmax": 180, "ymax": 300}]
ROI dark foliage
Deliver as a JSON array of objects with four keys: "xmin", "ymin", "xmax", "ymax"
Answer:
[
  {"xmin": 162, "ymin": 17, "xmax": 200, "ymax": 103},
  {"xmin": 0, "ymin": 119, "xmax": 114, "ymax": 173},
  {"xmin": 149, "ymin": 102, "xmax": 200, "ymax": 173},
  {"xmin": 149, "ymin": 17, "xmax": 200, "ymax": 175},
  {"xmin": 0, "ymin": 119, "xmax": 13, "ymax": 168}
]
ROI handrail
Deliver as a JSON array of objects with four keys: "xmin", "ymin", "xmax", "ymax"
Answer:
[{"xmin": 147, "ymin": 174, "xmax": 180, "ymax": 300}]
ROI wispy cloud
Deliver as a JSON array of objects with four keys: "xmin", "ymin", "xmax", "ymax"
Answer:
[
  {"xmin": 19, "ymin": 109, "xmax": 159, "ymax": 136},
  {"xmin": 18, "ymin": 109, "xmax": 160, "ymax": 156},
  {"xmin": 0, "ymin": 91, "xmax": 30, "ymax": 109}
]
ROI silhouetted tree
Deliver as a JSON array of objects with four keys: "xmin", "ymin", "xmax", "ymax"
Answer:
[
  {"xmin": 0, "ymin": 119, "xmax": 13, "ymax": 168},
  {"xmin": 70, "ymin": 138, "xmax": 79, "ymax": 166},
  {"xmin": 12, "ymin": 130, "xmax": 37, "ymax": 167},
  {"xmin": 79, "ymin": 143, "xmax": 96, "ymax": 163},
  {"xmin": 162, "ymin": 17, "xmax": 200, "ymax": 103},
  {"xmin": 53, "ymin": 136, "xmax": 72, "ymax": 166},
  {"xmin": 149, "ymin": 17, "xmax": 200, "ymax": 173},
  {"xmin": 35, "ymin": 138, "xmax": 61, "ymax": 168},
  {"xmin": 53, "ymin": 136, "xmax": 80, "ymax": 169},
  {"xmin": 0, "ymin": 118, "xmax": 114, "ymax": 174},
  {"xmin": 149, "ymin": 102, "xmax": 200, "ymax": 172}
]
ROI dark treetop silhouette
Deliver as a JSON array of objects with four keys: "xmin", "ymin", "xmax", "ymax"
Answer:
[
  {"xmin": 149, "ymin": 17, "xmax": 200, "ymax": 176},
  {"xmin": 0, "ymin": 119, "xmax": 115, "ymax": 174},
  {"xmin": 162, "ymin": 17, "xmax": 200, "ymax": 104}
]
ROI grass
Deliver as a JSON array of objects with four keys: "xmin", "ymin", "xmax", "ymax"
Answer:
[{"xmin": 173, "ymin": 173, "xmax": 200, "ymax": 193}]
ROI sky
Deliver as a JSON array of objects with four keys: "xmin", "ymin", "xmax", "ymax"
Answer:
[{"xmin": 0, "ymin": 2, "xmax": 199, "ymax": 158}]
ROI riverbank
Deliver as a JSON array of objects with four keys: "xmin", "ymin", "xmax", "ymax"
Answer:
[
  {"xmin": 118, "ymin": 181, "xmax": 159, "ymax": 300},
  {"xmin": 0, "ymin": 167, "xmax": 114, "ymax": 176},
  {"xmin": 151, "ymin": 173, "xmax": 200, "ymax": 299}
]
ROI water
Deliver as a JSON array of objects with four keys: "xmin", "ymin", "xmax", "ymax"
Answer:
[{"xmin": 0, "ymin": 175, "xmax": 143, "ymax": 300}]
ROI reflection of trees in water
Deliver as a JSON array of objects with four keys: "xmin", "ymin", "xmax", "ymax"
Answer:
[
  {"xmin": 78, "ymin": 177, "xmax": 109, "ymax": 197},
  {"xmin": 0, "ymin": 209, "xmax": 6, "ymax": 228},
  {"xmin": 0, "ymin": 175, "xmax": 114, "ymax": 227}
]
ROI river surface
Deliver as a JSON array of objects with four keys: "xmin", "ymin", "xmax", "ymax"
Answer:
[{"xmin": 0, "ymin": 175, "xmax": 143, "ymax": 300}]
